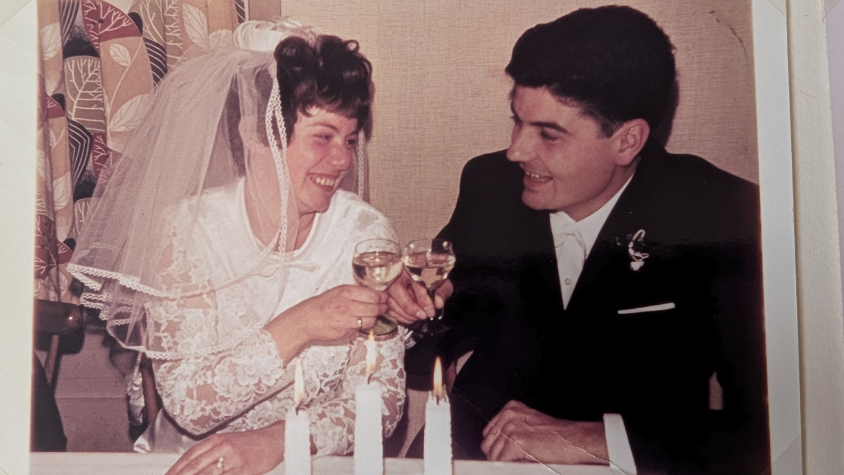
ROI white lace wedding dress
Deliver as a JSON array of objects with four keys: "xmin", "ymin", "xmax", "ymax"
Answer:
[{"xmin": 134, "ymin": 179, "xmax": 406, "ymax": 455}]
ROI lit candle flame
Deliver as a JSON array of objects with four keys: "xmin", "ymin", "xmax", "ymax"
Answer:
[
  {"xmin": 365, "ymin": 330, "xmax": 376, "ymax": 378},
  {"xmin": 294, "ymin": 357, "xmax": 304, "ymax": 411},
  {"xmin": 433, "ymin": 356, "xmax": 443, "ymax": 401}
]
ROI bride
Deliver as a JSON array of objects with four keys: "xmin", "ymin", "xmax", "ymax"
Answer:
[{"xmin": 69, "ymin": 18, "xmax": 405, "ymax": 475}]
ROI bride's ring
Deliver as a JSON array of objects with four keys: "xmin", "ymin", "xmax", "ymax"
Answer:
[
  {"xmin": 357, "ymin": 318, "xmax": 363, "ymax": 330},
  {"xmin": 217, "ymin": 456, "xmax": 224, "ymax": 470}
]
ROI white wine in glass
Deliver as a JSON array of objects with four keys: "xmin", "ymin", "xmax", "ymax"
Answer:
[
  {"xmin": 402, "ymin": 238, "xmax": 456, "ymax": 336},
  {"xmin": 352, "ymin": 238, "xmax": 403, "ymax": 336},
  {"xmin": 402, "ymin": 251, "xmax": 455, "ymax": 291},
  {"xmin": 353, "ymin": 250, "xmax": 403, "ymax": 291}
]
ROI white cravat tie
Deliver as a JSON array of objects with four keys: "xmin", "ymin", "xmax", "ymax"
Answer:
[
  {"xmin": 547, "ymin": 175, "xmax": 633, "ymax": 310},
  {"xmin": 556, "ymin": 223, "xmax": 587, "ymax": 309}
]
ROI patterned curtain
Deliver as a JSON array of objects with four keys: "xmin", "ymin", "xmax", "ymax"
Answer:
[{"xmin": 34, "ymin": 0, "xmax": 270, "ymax": 302}]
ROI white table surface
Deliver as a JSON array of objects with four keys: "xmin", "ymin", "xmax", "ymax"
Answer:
[{"xmin": 30, "ymin": 453, "xmax": 620, "ymax": 475}]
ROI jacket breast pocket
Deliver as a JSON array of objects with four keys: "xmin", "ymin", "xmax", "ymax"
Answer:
[{"xmin": 617, "ymin": 302, "xmax": 676, "ymax": 315}]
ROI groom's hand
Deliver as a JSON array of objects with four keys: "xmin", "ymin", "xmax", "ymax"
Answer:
[
  {"xmin": 481, "ymin": 400, "xmax": 609, "ymax": 465},
  {"xmin": 386, "ymin": 272, "xmax": 453, "ymax": 325}
]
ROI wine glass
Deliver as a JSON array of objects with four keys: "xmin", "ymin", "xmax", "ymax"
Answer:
[
  {"xmin": 401, "ymin": 238, "xmax": 456, "ymax": 336},
  {"xmin": 352, "ymin": 238, "xmax": 404, "ymax": 336}
]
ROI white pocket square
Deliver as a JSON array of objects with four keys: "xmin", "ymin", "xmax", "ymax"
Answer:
[{"xmin": 617, "ymin": 302, "xmax": 676, "ymax": 315}]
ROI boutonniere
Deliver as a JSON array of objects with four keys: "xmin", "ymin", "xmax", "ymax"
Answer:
[{"xmin": 626, "ymin": 229, "xmax": 649, "ymax": 271}]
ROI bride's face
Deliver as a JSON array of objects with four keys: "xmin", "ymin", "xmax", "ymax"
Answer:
[{"xmin": 286, "ymin": 107, "xmax": 359, "ymax": 218}]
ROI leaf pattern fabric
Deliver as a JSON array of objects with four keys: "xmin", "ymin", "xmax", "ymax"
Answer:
[
  {"xmin": 35, "ymin": 0, "xmax": 280, "ymax": 302},
  {"xmin": 67, "ymin": 118, "xmax": 93, "ymax": 189},
  {"xmin": 81, "ymin": 0, "xmax": 142, "ymax": 52},
  {"xmin": 142, "ymin": 37, "xmax": 167, "ymax": 83},
  {"xmin": 64, "ymin": 56, "xmax": 106, "ymax": 134}
]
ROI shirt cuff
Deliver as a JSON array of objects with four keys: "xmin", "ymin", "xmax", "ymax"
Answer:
[{"xmin": 603, "ymin": 413, "xmax": 637, "ymax": 475}]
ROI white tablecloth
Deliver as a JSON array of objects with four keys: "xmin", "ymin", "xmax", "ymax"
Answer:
[{"xmin": 30, "ymin": 453, "xmax": 621, "ymax": 475}]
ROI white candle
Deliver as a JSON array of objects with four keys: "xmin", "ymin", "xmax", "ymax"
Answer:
[
  {"xmin": 284, "ymin": 358, "xmax": 311, "ymax": 475},
  {"xmin": 354, "ymin": 331, "xmax": 383, "ymax": 475},
  {"xmin": 424, "ymin": 357, "xmax": 452, "ymax": 475}
]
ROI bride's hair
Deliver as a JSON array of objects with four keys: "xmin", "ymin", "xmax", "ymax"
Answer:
[
  {"xmin": 275, "ymin": 35, "xmax": 373, "ymax": 140},
  {"xmin": 224, "ymin": 34, "xmax": 374, "ymax": 175}
]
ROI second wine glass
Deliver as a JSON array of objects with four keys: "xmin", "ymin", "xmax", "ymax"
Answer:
[
  {"xmin": 352, "ymin": 238, "xmax": 403, "ymax": 337},
  {"xmin": 402, "ymin": 238, "xmax": 456, "ymax": 336}
]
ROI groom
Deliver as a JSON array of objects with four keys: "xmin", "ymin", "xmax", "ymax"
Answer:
[{"xmin": 390, "ymin": 5, "xmax": 768, "ymax": 474}]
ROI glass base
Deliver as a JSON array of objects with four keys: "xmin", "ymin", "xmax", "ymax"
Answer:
[
  {"xmin": 406, "ymin": 315, "xmax": 450, "ymax": 337},
  {"xmin": 359, "ymin": 315, "xmax": 398, "ymax": 339}
]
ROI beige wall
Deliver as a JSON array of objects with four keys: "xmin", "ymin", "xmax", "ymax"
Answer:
[{"xmin": 282, "ymin": 0, "xmax": 757, "ymax": 242}]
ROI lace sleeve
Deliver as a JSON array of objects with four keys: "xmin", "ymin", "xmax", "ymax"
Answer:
[
  {"xmin": 151, "ymin": 331, "xmax": 290, "ymax": 436},
  {"xmin": 308, "ymin": 330, "xmax": 407, "ymax": 455},
  {"xmin": 146, "ymin": 212, "xmax": 292, "ymax": 436}
]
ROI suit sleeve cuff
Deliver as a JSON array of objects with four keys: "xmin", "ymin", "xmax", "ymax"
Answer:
[{"xmin": 603, "ymin": 413, "xmax": 637, "ymax": 474}]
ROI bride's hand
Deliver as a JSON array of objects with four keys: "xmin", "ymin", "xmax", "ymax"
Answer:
[
  {"xmin": 265, "ymin": 284, "xmax": 388, "ymax": 360},
  {"xmin": 291, "ymin": 284, "xmax": 388, "ymax": 342},
  {"xmin": 165, "ymin": 422, "xmax": 291, "ymax": 475}
]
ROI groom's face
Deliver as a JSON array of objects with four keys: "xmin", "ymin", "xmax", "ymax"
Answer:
[{"xmin": 506, "ymin": 86, "xmax": 629, "ymax": 221}]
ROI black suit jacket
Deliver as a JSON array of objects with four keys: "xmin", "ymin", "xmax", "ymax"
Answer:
[{"xmin": 406, "ymin": 143, "xmax": 769, "ymax": 474}]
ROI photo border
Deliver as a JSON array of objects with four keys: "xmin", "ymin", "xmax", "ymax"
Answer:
[
  {"xmin": 0, "ymin": 1, "xmax": 38, "ymax": 474},
  {"xmin": 0, "ymin": 1, "xmax": 809, "ymax": 473},
  {"xmin": 789, "ymin": 0, "xmax": 844, "ymax": 473},
  {"xmin": 751, "ymin": 0, "xmax": 803, "ymax": 473}
]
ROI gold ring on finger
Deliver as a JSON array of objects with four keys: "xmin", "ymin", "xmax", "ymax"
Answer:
[{"xmin": 357, "ymin": 318, "xmax": 363, "ymax": 330}]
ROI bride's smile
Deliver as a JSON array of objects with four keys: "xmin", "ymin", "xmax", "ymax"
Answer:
[{"xmin": 286, "ymin": 107, "xmax": 359, "ymax": 218}]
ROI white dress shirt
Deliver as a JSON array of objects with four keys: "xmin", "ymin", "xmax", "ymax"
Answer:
[
  {"xmin": 550, "ymin": 176, "xmax": 633, "ymax": 309},
  {"xmin": 549, "ymin": 176, "xmax": 637, "ymax": 472}
]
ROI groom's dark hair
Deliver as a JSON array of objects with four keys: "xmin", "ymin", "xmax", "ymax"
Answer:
[{"xmin": 506, "ymin": 5, "xmax": 676, "ymax": 137}]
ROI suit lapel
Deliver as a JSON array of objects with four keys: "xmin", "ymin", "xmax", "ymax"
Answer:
[
  {"xmin": 567, "ymin": 145, "xmax": 663, "ymax": 313},
  {"xmin": 515, "ymin": 204, "xmax": 565, "ymax": 327}
]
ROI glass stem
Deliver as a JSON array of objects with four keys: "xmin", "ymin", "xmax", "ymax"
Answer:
[{"xmin": 428, "ymin": 289, "xmax": 442, "ymax": 320}]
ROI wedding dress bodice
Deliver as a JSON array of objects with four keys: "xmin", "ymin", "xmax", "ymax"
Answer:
[{"xmin": 140, "ymin": 180, "xmax": 405, "ymax": 455}]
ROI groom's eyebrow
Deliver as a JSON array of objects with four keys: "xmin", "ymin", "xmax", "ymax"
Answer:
[
  {"xmin": 532, "ymin": 121, "xmax": 567, "ymax": 133},
  {"xmin": 510, "ymin": 104, "xmax": 569, "ymax": 134}
]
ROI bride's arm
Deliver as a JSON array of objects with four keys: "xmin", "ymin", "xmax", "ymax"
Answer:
[
  {"xmin": 145, "ymin": 226, "xmax": 294, "ymax": 436},
  {"xmin": 147, "ymin": 211, "xmax": 389, "ymax": 437},
  {"xmin": 151, "ymin": 331, "xmax": 292, "ymax": 436},
  {"xmin": 304, "ymin": 330, "xmax": 407, "ymax": 456},
  {"xmin": 296, "ymin": 209, "xmax": 406, "ymax": 455}
]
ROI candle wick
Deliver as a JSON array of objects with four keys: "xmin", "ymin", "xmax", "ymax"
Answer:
[{"xmin": 366, "ymin": 372, "xmax": 373, "ymax": 385}]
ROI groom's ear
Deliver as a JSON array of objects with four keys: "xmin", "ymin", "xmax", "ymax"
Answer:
[{"xmin": 613, "ymin": 119, "xmax": 649, "ymax": 166}]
